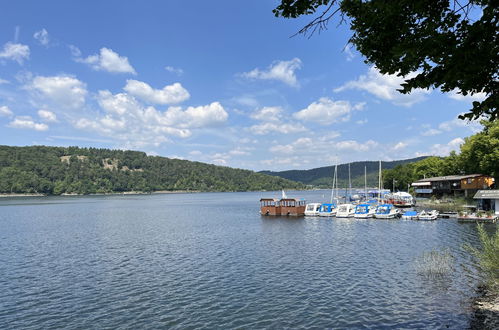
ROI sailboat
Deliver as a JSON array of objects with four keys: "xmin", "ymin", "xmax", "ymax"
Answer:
[
  {"xmin": 337, "ymin": 163, "xmax": 356, "ymax": 218},
  {"xmin": 318, "ymin": 163, "xmax": 338, "ymax": 217}
]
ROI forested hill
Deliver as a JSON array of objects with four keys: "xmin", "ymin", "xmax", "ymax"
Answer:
[
  {"xmin": 260, "ymin": 157, "xmax": 428, "ymax": 188},
  {"xmin": 0, "ymin": 145, "xmax": 304, "ymax": 195}
]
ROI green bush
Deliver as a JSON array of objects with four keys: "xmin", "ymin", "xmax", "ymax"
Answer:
[{"xmin": 465, "ymin": 224, "xmax": 499, "ymax": 289}]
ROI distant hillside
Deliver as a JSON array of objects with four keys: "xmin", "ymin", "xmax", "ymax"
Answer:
[
  {"xmin": 260, "ymin": 157, "xmax": 428, "ymax": 188},
  {"xmin": 0, "ymin": 145, "xmax": 304, "ymax": 195}
]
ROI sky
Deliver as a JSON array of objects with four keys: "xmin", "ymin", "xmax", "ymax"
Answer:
[{"xmin": 0, "ymin": 1, "xmax": 485, "ymax": 171}]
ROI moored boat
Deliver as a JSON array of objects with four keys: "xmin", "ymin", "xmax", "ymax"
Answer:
[
  {"xmin": 336, "ymin": 203, "xmax": 355, "ymax": 218},
  {"xmin": 318, "ymin": 203, "xmax": 337, "ymax": 217},
  {"xmin": 260, "ymin": 197, "xmax": 306, "ymax": 216},
  {"xmin": 401, "ymin": 210, "xmax": 418, "ymax": 220},
  {"xmin": 354, "ymin": 203, "xmax": 376, "ymax": 219},
  {"xmin": 374, "ymin": 204, "xmax": 399, "ymax": 219},
  {"xmin": 304, "ymin": 203, "xmax": 322, "ymax": 216},
  {"xmin": 417, "ymin": 210, "xmax": 439, "ymax": 221}
]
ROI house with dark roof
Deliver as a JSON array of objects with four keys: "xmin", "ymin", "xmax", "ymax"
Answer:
[
  {"xmin": 474, "ymin": 190, "xmax": 499, "ymax": 216},
  {"xmin": 411, "ymin": 174, "xmax": 495, "ymax": 197}
]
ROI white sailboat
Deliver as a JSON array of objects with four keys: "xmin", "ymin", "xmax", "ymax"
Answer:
[{"xmin": 318, "ymin": 163, "xmax": 338, "ymax": 217}]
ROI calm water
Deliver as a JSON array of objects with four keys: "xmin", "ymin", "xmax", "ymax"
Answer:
[{"xmin": 0, "ymin": 190, "xmax": 491, "ymax": 329}]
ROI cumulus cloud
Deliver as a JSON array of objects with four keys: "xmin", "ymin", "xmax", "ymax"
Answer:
[
  {"xmin": 30, "ymin": 75, "xmax": 87, "ymax": 109},
  {"xmin": 250, "ymin": 106, "xmax": 283, "ymax": 121},
  {"xmin": 38, "ymin": 109, "xmax": 57, "ymax": 122},
  {"xmin": 75, "ymin": 90, "xmax": 228, "ymax": 148},
  {"xmin": 421, "ymin": 128, "xmax": 442, "ymax": 136},
  {"xmin": 429, "ymin": 138, "xmax": 464, "ymax": 156},
  {"xmin": 249, "ymin": 122, "xmax": 307, "ymax": 135},
  {"xmin": 448, "ymin": 89, "xmax": 487, "ymax": 102},
  {"xmin": 165, "ymin": 66, "xmax": 184, "ymax": 75},
  {"xmin": 9, "ymin": 116, "xmax": 48, "ymax": 131},
  {"xmin": 75, "ymin": 47, "xmax": 136, "ymax": 74},
  {"xmin": 293, "ymin": 97, "xmax": 364, "ymax": 125},
  {"xmin": 0, "ymin": 42, "xmax": 30, "ymax": 64},
  {"xmin": 393, "ymin": 142, "xmax": 408, "ymax": 150},
  {"xmin": 33, "ymin": 29, "xmax": 50, "ymax": 46},
  {"xmin": 123, "ymin": 79, "xmax": 190, "ymax": 105},
  {"xmin": 334, "ymin": 67, "xmax": 431, "ymax": 107},
  {"xmin": 0, "ymin": 105, "xmax": 13, "ymax": 117},
  {"xmin": 241, "ymin": 58, "xmax": 302, "ymax": 87}
]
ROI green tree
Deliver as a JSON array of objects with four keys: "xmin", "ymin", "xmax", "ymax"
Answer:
[
  {"xmin": 274, "ymin": 0, "xmax": 498, "ymax": 120},
  {"xmin": 459, "ymin": 120, "xmax": 499, "ymax": 181}
]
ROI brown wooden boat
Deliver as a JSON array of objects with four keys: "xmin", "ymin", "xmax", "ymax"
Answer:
[{"xmin": 260, "ymin": 198, "xmax": 306, "ymax": 216}]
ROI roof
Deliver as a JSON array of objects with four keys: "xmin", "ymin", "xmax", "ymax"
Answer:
[
  {"xmin": 414, "ymin": 174, "xmax": 488, "ymax": 182},
  {"xmin": 474, "ymin": 190, "xmax": 499, "ymax": 199},
  {"xmin": 412, "ymin": 182, "xmax": 431, "ymax": 186}
]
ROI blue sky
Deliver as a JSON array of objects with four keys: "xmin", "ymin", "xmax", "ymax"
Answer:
[{"xmin": 0, "ymin": 1, "xmax": 485, "ymax": 171}]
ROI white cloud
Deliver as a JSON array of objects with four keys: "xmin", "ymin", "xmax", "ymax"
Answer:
[
  {"xmin": 356, "ymin": 119, "xmax": 368, "ymax": 125},
  {"xmin": 429, "ymin": 137, "xmax": 464, "ymax": 156},
  {"xmin": 9, "ymin": 116, "xmax": 48, "ymax": 131},
  {"xmin": 438, "ymin": 117, "xmax": 482, "ymax": 133},
  {"xmin": 30, "ymin": 75, "xmax": 87, "ymax": 109},
  {"xmin": 393, "ymin": 142, "xmax": 408, "ymax": 151},
  {"xmin": 0, "ymin": 105, "xmax": 13, "ymax": 117},
  {"xmin": 0, "ymin": 42, "xmax": 30, "ymax": 64},
  {"xmin": 421, "ymin": 128, "xmax": 442, "ymax": 136},
  {"xmin": 344, "ymin": 44, "xmax": 355, "ymax": 61},
  {"xmin": 75, "ymin": 90, "xmax": 228, "ymax": 148},
  {"xmin": 33, "ymin": 29, "xmax": 50, "ymax": 46},
  {"xmin": 165, "ymin": 66, "xmax": 184, "ymax": 75},
  {"xmin": 75, "ymin": 47, "xmax": 136, "ymax": 74},
  {"xmin": 448, "ymin": 89, "xmax": 487, "ymax": 102},
  {"xmin": 0, "ymin": 78, "xmax": 10, "ymax": 84},
  {"xmin": 241, "ymin": 58, "xmax": 302, "ymax": 87},
  {"xmin": 249, "ymin": 122, "xmax": 307, "ymax": 135},
  {"xmin": 334, "ymin": 67, "xmax": 431, "ymax": 107},
  {"xmin": 38, "ymin": 109, "xmax": 57, "ymax": 122},
  {"xmin": 250, "ymin": 106, "xmax": 283, "ymax": 121},
  {"xmin": 336, "ymin": 140, "xmax": 378, "ymax": 151},
  {"xmin": 123, "ymin": 79, "xmax": 189, "ymax": 105},
  {"xmin": 293, "ymin": 97, "xmax": 364, "ymax": 125}
]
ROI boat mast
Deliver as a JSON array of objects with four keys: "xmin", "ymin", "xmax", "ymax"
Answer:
[
  {"xmin": 378, "ymin": 160, "xmax": 381, "ymax": 202},
  {"xmin": 330, "ymin": 164, "xmax": 336, "ymax": 204},
  {"xmin": 364, "ymin": 165, "xmax": 367, "ymax": 201},
  {"xmin": 348, "ymin": 163, "xmax": 351, "ymax": 202}
]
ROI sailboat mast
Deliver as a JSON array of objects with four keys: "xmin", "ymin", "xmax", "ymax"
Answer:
[
  {"xmin": 364, "ymin": 165, "xmax": 367, "ymax": 200},
  {"xmin": 378, "ymin": 160, "xmax": 381, "ymax": 201},
  {"xmin": 330, "ymin": 164, "xmax": 336, "ymax": 204},
  {"xmin": 348, "ymin": 163, "xmax": 351, "ymax": 202}
]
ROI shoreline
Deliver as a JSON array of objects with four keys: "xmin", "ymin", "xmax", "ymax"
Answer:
[
  {"xmin": 470, "ymin": 285, "xmax": 499, "ymax": 329},
  {"xmin": 0, "ymin": 190, "xmax": 201, "ymax": 198}
]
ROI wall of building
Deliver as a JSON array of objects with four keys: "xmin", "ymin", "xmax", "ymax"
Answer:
[{"xmin": 461, "ymin": 176, "xmax": 494, "ymax": 190}]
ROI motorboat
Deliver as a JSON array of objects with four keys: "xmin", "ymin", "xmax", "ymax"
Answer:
[
  {"xmin": 336, "ymin": 203, "xmax": 355, "ymax": 218},
  {"xmin": 318, "ymin": 203, "xmax": 337, "ymax": 217},
  {"xmin": 401, "ymin": 210, "xmax": 418, "ymax": 220},
  {"xmin": 417, "ymin": 210, "xmax": 439, "ymax": 221},
  {"xmin": 354, "ymin": 203, "xmax": 376, "ymax": 219},
  {"xmin": 387, "ymin": 192, "xmax": 416, "ymax": 207},
  {"xmin": 304, "ymin": 203, "xmax": 322, "ymax": 216},
  {"xmin": 374, "ymin": 204, "xmax": 399, "ymax": 219}
]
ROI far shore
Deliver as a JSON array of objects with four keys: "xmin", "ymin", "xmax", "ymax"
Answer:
[{"xmin": 0, "ymin": 190, "xmax": 201, "ymax": 198}]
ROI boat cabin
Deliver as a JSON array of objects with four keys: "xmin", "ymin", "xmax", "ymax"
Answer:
[{"xmin": 260, "ymin": 198, "xmax": 306, "ymax": 216}]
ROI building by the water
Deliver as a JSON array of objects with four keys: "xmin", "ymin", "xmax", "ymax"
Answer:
[
  {"xmin": 473, "ymin": 190, "xmax": 499, "ymax": 216},
  {"xmin": 412, "ymin": 174, "xmax": 494, "ymax": 198}
]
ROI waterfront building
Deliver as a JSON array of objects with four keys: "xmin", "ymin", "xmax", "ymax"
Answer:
[
  {"xmin": 412, "ymin": 174, "xmax": 494, "ymax": 198},
  {"xmin": 473, "ymin": 190, "xmax": 499, "ymax": 216}
]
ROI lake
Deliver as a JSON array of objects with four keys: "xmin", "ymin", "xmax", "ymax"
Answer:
[{"xmin": 0, "ymin": 190, "xmax": 490, "ymax": 328}]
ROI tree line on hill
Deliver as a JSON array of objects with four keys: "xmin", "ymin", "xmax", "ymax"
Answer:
[
  {"xmin": 260, "ymin": 157, "xmax": 428, "ymax": 188},
  {"xmin": 0, "ymin": 146, "xmax": 304, "ymax": 195},
  {"xmin": 383, "ymin": 120, "xmax": 499, "ymax": 191}
]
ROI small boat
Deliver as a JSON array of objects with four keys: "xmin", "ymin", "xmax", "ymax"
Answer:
[
  {"xmin": 417, "ymin": 210, "xmax": 439, "ymax": 221},
  {"xmin": 354, "ymin": 203, "xmax": 376, "ymax": 219},
  {"xmin": 401, "ymin": 210, "xmax": 418, "ymax": 220},
  {"xmin": 318, "ymin": 203, "xmax": 337, "ymax": 217},
  {"xmin": 304, "ymin": 203, "xmax": 322, "ymax": 216},
  {"xmin": 336, "ymin": 203, "xmax": 356, "ymax": 218},
  {"xmin": 374, "ymin": 204, "xmax": 399, "ymax": 219},
  {"xmin": 386, "ymin": 191, "xmax": 416, "ymax": 207}
]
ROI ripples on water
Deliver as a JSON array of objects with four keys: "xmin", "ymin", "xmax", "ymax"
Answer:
[{"xmin": 0, "ymin": 191, "xmax": 491, "ymax": 329}]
